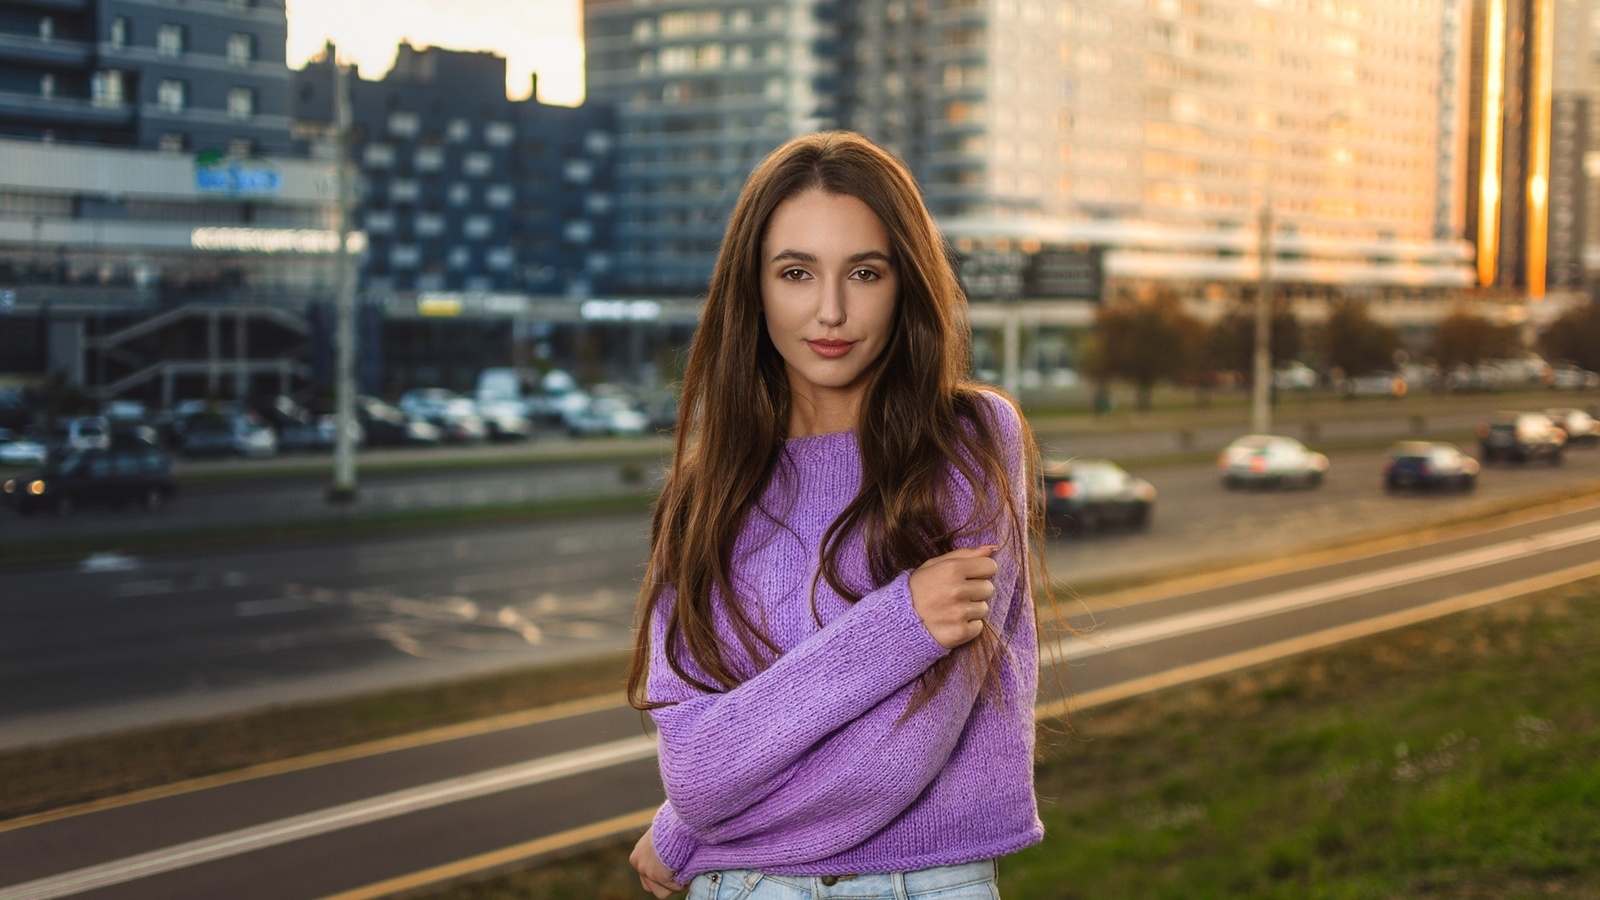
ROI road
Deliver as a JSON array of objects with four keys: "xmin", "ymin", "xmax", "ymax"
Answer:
[
  {"xmin": 3, "ymin": 444, "xmax": 1599, "ymax": 749},
  {"xmin": 0, "ymin": 407, "xmax": 1492, "ymax": 543},
  {"xmin": 5, "ymin": 493, "xmax": 1600, "ymax": 899}
]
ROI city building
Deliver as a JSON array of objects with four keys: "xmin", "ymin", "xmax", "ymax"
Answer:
[
  {"xmin": 1465, "ymin": 0, "xmax": 1590, "ymax": 296},
  {"xmin": 0, "ymin": 0, "xmax": 294, "ymax": 155},
  {"xmin": 585, "ymin": 0, "xmax": 1475, "ymax": 304},
  {"xmin": 584, "ymin": 0, "xmax": 843, "ymax": 293},
  {"xmin": 0, "ymin": 134, "xmax": 343, "ymax": 403}
]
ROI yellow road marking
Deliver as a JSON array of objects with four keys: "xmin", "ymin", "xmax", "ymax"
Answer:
[
  {"xmin": 314, "ymin": 807, "xmax": 659, "ymax": 900},
  {"xmin": 0, "ymin": 693, "xmax": 632, "ymax": 835}
]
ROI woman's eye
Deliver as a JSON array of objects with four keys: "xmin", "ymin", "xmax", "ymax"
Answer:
[
  {"xmin": 852, "ymin": 268, "xmax": 880, "ymax": 282},
  {"xmin": 780, "ymin": 268, "xmax": 808, "ymax": 281}
]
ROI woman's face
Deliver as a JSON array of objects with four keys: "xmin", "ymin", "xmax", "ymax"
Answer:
[{"xmin": 760, "ymin": 189, "xmax": 899, "ymax": 413}]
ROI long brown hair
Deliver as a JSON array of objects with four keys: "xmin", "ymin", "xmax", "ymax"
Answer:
[{"xmin": 628, "ymin": 131, "xmax": 1044, "ymax": 715}]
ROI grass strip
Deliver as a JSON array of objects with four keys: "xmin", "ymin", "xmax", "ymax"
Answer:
[
  {"xmin": 0, "ymin": 491, "xmax": 657, "ymax": 569},
  {"xmin": 173, "ymin": 444, "xmax": 673, "ymax": 485},
  {"xmin": 0, "ymin": 652, "xmax": 633, "ymax": 822},
  {"xmin": 417, "ymin": 578, "xmax": 1600, "ymax": 900}
]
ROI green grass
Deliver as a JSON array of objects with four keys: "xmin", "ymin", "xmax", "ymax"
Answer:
[{"xmin": 419, "ymin": 579, "xmax": 1600, "ymax": 899}]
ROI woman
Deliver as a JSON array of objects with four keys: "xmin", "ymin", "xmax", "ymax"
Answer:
[{"xmin": 628, "ymin": 131, "xmax": 1044, "ymax": 899}]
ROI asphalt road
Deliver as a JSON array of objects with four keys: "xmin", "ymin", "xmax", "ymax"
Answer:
[
  {"xmin": 3, "ymin": 443, "xmax": 1599, "ymax": 750},
  {"xmin": 5, "ymin": 492, "xmax": 1600, "ymax": 899}
]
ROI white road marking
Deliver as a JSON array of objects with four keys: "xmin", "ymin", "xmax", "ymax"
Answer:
[
  {"xmin": 1052, "ymin": 518, "xmax": 1600, "ymax": 662},
  {"xmin": 0, "ymin": 736, "xmax": 660, "ymax": 900}
]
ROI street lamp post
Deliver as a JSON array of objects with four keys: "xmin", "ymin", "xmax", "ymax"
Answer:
[
  {"xmin": 1253, "ymin": 201, "xmax": 1273, "ymax": 434},
  {"xmin": 327, "ymin": 55, "xmax": 358, "ymax": 505}
]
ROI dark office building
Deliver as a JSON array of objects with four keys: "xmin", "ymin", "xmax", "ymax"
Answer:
[
  {"xmin": 293, "ymin": 42, "xmax": 615, "ymax": 299},
  {"xmin": 0, "ymin": 0, "xmax": 293, "ymax": 155}
]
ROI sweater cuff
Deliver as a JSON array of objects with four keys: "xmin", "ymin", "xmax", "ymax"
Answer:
[
  {"xmin": 877, "ymin": 568, "xmax": 953, "ymax": 666},
  {"xmin": 651, "ymin": 802, "xmax": 698, "ymax": 878}
]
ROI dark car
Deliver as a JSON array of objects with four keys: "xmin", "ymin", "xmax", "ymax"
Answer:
[
  {"xmin": 1383, "ymin": 441, "xmax": 1479, "ymax": 492},
  {"xmin": 355, "ymin": 396, "xmax": 441, "ymax": 446},
  {"xmin": 1041, "ymin": 458, "xmax": 1155, "ymax": 535},
  {"xmin": 1478, "ymin": 411, "xmax": 1565, "ymax": 465},
  {"xmin": 2, "ymin": 446, "xmax": 176, "ymax": 514}
]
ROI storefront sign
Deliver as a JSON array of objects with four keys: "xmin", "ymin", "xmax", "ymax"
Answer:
[
  {"xmin": 190, "ymin": 227, "xmax": 367, "ymax": 254},
  {"xmin": 194, "ymin": 153, "xmax": 283, "ymax": 197},
  {"xmin": 580, "ymin": 300, "xmax": 661, "ymax": 322}
]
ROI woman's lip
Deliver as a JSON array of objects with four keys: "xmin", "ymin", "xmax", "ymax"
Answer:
[{"xmin": 807, "ymin": 340, "xmax": 856, "ymax": 358}]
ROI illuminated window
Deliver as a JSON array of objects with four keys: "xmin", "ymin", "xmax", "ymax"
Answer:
[{"xmin": 157, "ymin": 24, "xmax": 185, "ymax": 57}]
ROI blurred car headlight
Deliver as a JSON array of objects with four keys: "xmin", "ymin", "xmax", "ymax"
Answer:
[
  {"xmin": 2, "ymin": 479, "xmax": 13, "ymax": 493},
  {"xmin": 29, "ymin": 479, "xmax": 47, "ymax": 495}
]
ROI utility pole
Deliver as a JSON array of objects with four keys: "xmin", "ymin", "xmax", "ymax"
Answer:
[
  {"xmin": 1252, "ymin": 201, "xmax": 1273, "ymax": 435},
  {"xmin": 327, "ymin": 53, "xmax": 358, "ymax": 504}
]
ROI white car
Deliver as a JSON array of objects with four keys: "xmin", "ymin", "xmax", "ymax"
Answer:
[
  {"xmin": 1219, "ymin": 435, "xmax": 1329, "ymax": 490},
  {"xmin": 0, "ymin": 429, "xmax": 47, "ymax": 466}
]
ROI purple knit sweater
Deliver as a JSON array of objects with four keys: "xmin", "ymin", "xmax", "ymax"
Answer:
[{"xmin": 647, "ymin": 394, "xmax": 1043, "ymax": 881}]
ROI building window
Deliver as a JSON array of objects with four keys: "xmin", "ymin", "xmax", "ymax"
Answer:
[
  {"xmin": 448, "ymin": 183, "xmax": 470, "ymax": 206},
  {"xmin": 414, "ymin": 146, "xmax": 444, "ymax": 172},
  {"xmin": 92, "ymin": 70, "xmax": 125, "ymax": 107},
  {"xmin": 227, "ymin": 33, "xmax": 255, "ymax": 66},
  {"xmin": 39, "ymin": 74, "xmax": 55, "ymax": 99},
  {"xmin": 486, "ymin": 185, "xmax": 513, "ymax": 208},
  {"xmin": 390, "ymin": 245, "xmax": 421, "ymax": 268},
  {"xmin": 388, "ymin": 111, "xmax": 420, "ymax": 138},
  {"xmin": 486, "ymin": 247, "xmax": 513, "ymax": 270},
  {"xmin": 110, "ymin": 17, "xmax": 129, "ymax": 48},
  {"xmin": 227, "ymin": 87, "xmax": 255, "ymax": 119},
  {"xmin": 158, "ymin": 132, "xmax": 186, "ymax": 153},
  {"xmin": 157, "ymin": 24, "xmax": 185, "ymax": 57},
  {"xmin": 484, "ymin": 122, "xmax": 514, "ymax": 146},
  {"xmin": 157, "ymin": 79, "xmax": 186, "ymax": 113},
  {"xmin": 39, "ymin": 17, "xmax": 54, "ymax": 41},
  {"xmin": 463, "ymin": 152, "xmax": 492, "ymax": 177},
  {"xmin": 391, "ymin": 180, "xmax": 420, "ymax": 204},
  {"xmin": 227, "ymin": 138, "xmax": 254, "ymax": 158},
  {"xmin": 364, "ymin": 144, "xmax": 395, "ymax": 168},
  {"xmin": 364, "ymin": 211, "xmax": 395, "ymax": 234},
  {"xmin": 448, "ymin": 246, "xmax": 470, "ymax": 269},
  {"xmin": 416, "ymin": 214, "xmax": 444, "ymax": 237},
  {"xmin": 446, "ymin": 119, "xmax": 471, "ymax": 143},
  {"xmin": 464, "ymin": 215, "xmax": 491, "ymax": 239}
]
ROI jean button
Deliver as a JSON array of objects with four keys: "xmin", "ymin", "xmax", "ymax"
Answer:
[{"xmin": 821, "ymin": 875, "xmax": 838, "ymax": 886}]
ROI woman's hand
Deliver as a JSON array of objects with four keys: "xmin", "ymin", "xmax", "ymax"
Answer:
[
  {"xmin": 630, "ymin": 826, "xmax": 686, "ymax": 898},
  {"xmin": 908, "ymin": 545, "xmax": 998, "ymax": 649}
]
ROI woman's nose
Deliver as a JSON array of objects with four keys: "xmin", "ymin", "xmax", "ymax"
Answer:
[{"xmin": 816, "ymin": 279, "xmax": 846, "ymax": 326}]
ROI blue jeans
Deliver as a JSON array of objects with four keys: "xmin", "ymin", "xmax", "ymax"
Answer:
[{"xmin": 686, "ymin": 859, "xmax": 999, "ymax": 900}]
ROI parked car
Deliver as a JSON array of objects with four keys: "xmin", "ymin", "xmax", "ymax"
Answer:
[
  {"xmin": 1219, "ymin": 435, "xmax": 1330, "ymax": 489},
  {"xmin": 1550, "ymin": 364, "xmax": 1600, "ymax": 391},
  {"xmin": 1041, "ymin": 458, "xmax": 1155, "ymax": 534},
  {"xmin": 37, "ymin": 416, "xmax": 112, "ymax": 456},
  {"xmin": 1543, "ymin": 408, "xmax": 1597, "ymax": 447},
  {"xmin": 1338, "ymin": 371, "xmax": 1406, "ymax": 399},
  {"xmin": 1478, "ymin": 411, "xmax": 1565, "ymax": 465},
  {"xmin": 0, "ymin": 428, "xmax": 47, "ymax": 467},
  {"xmin": 355, "ymin": 396, "xmax": 440, "ymax": 446},
  {"xmin": 1273, "ymin": 361, "xmax": 1319, "ymax": 391},
  {"xmin": 180, "ymin": 412, "xmax": 279, "ymax": 458},
  {"xmin": 474, "ymin": 368, "xmax": 537, "ymax": 439},
  {"xmin": 1383, "ymin": 441, "xmax": 1479, "ymax": 493},
  {"xmin": 2, "ymin": 446, "xmax": 176, "ymax": 514},
  {"xmin": 398, "ymin": 389, "xmax": 488, "ymax": 443},
  {"xmin": 564, "ymin": 395, "xmax": 649, "ymax": 437}
]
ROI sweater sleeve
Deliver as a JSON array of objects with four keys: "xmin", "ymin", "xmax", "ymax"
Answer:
[{"xmin": 648, "ymin": 394, "xmax": 1033, "ymax": 872}]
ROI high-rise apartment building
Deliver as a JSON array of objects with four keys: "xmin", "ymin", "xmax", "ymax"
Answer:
[
  {"xmin": 1465, "ymin": 0, "xmax": 1589, "ymax": 296},
  {"xmin": 0, "ymin": 0, "xmax": 293, "ymax": 155},
  {"xmin": 584, "ymin": 0, "xmax": 843, "ymax": 293},
  {"xmin": 589, "ymin": 0, "xmax": 1471, "ymax": 298}
]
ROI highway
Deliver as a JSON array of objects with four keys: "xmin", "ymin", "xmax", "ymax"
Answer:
[
  {"xmin": 3, "ymin": 443, "xmax": 1598, "ymax": 748},
  {"xmin": 4, "ymin": 493, "xmax": 1600, "ymax": 899}
]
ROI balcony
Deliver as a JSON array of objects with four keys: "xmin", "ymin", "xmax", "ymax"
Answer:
[
  {"xmin": 0, "ymin": 90, "xmax": 135, "ymax": 128},
  {"xmin": 0, "ymin": 30, "xmax": 92, "ymax": 67}
]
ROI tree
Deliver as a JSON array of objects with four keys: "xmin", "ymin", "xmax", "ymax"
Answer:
[
  {"xmin": 1538, "ymin": 300, "xmax": 1600, "ymax": 372},
  {"xmin": 1431, "ymin": 308, "xmax": 1522, "ymax": 367},
  {"xmin": 1205, "ymin": 295, "xmax": 1303, "ymax": 380},
  {"xmin": 1089, "ymin": 288, "xmax": 1204, "ymax": 410},
  {"xmin": 1319, "ymin": 296, "xmax": 1402, "ymax": 377}
]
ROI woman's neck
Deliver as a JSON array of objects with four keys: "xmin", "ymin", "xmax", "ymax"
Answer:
[{"xmin": 786, "ymin": 384, "xmax": 863, "ymax": 438}]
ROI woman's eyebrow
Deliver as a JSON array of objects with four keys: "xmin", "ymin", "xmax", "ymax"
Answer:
[{"xmin": 769, "ymin": 249, "xmax": 892, "ymax": 265}]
